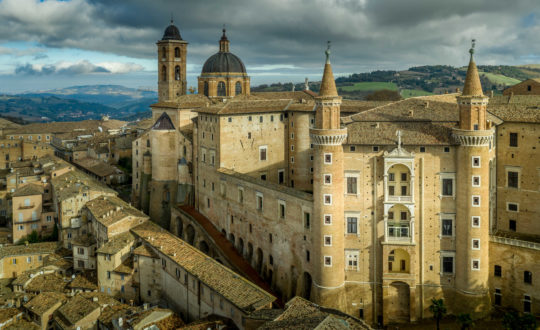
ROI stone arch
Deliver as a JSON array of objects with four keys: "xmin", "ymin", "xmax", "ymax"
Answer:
[
  {"xmin": 301, "ymin": 272, "xmax": 312, "ymax": 300},
  {"xmin": 386, "ymin": 281, "xmax": 410, "ymax": 323},
  {"xmin": 387, "ymin": 163, "xmax": 412, "ymax": 198},
  {"xmin": 161, "ymin": 65, "xmax": 167, "ymax": 82},
  {"xmin": 186, "ymin": 224, "xmax": 195, "ymax": 245},
  {"xmin": 217, "ymin": 81, "xmax": 226, "ymax": 96},
  {"xmin": 386, "ymin": 204, "xmax": 412, "ymax": 240},
  {"xmin": 247, "ymin": 242, "xmax": 254, "ymax": 263},
  {"xmin": 199, "ymin": 240, "xmax": 209, "ymax": 255},
  {"xmin": 176, "ymin": 217, "xmax": 183, "ymax": 239},
  {"xmin": 235, "ymin": 81, "xmax": 242, "ymax": 95},
  {"xmin": 203, "ymin": 82, "xmax": 209, "ymax": 96},
  {"xmin": 228, "ymin": 233, "xmax": 235, "ymax": 246},
  {"xmin": 175, "ymin": 66, "xmax": 180, "ymax": 81},
  {"xmin": 237, "ymin": 238, "xmax": 244, "ymax": 255},
  {"xmin": 388, "ymin": 249, "xmax": 410, "ymax": 273},
  {"xmin": 174, "ymin": 47, "xmax": 180, "ymax": 58},
  {"xmin": 256, "ymin": 248, "xmax": 263, "ymax": 274},
  {"xmin": 221, "ymin": 229, "xmax": 226, "ymax": 237}
]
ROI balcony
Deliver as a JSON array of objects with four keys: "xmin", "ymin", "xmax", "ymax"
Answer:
[
  {"xmin": 387, "ymin": 223, "xmax": 410, "ymax": 241},
  {"xmin": 18, "ymin": 204, "xmax": 35, "ymax": 210},
  {"xmin": 386, "ymin": 195, "xmax": 413, "ymax": 203}
]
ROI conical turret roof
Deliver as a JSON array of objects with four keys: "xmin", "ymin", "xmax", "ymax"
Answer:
[
  {"xmin": 462, "ymin": 40, "xmax": 484, "ymax": 97},
  {"xmin": 318, "ymin": 42, "xmax": 338, "ymax": 98}
]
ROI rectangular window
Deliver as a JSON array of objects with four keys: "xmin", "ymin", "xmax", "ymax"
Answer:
[
  {"xmin": 324, "ymin": 235, "xmax": 332, "ymax": 246},
  {"xmin": 350, "ymin": 146, "xmax": 356, "ymax": 152},
  {"xmin": 472, "ymin": 195, "xmax": 480, "ymax": 207},
  {"xmin": 324, "ymin": 214, "xmax": 332, "ymax": 225},
  {"xmin": 524, "ymin": 295, "xmax": 531, "ymax": 313},
  {"xmin": 346, "ymin": 176, "xmax": 358, "ymax": 194},
  {"xmin": 345, "ymin": 250, "xmax": 359, "ymax": 270},
  {"xmin": 107, "ymin": 271, "xmax": 111, "ymax": 279},
  {"xmin": 372, "ymin": 146, "xmax": 379, "ymax": 152},
  {"xmin": 324, "ymin": 174, "xmax": 332, "ymax": 185},
  {"xmin": 304, "ymin": 212, "xmax": 311, "ymax": 229},
  {"xmin": 238, "ymin": 187, "xmax": 244, "ymax": 204},
  {"xmin": 278, "ymin": 170, "xmax": 284, "ymax": 184},
  {"xmin": 472, "ymin": 216, "xmax": 480, "ymax": 228},
  {"xmin": 256, "ymin": 193, "xmax": 263, "ymax": 211},
  {"xmin": 259, "ymin": 146, "xmax": 267, "ymax": 161},
  {"xmin": 494, "ymin": 265, "xmax": 502, "ymax": 277},
  {"xmin": 388, "ymin": 186, "xmax": 395, "ymax": 196},
  {"xmin": 472, "ymin": 239, "xmax": 480, "ymax": 250},
  {"xmin": 388, "ymin": 211, "xmax": 394, "ymax": 220},
  {"xmin": 324, "ymin": 153, "xmax": 332, "ymax": 164},
  {"xmin": 509, "ymin": 132, "xmax": 518, "ymax": 147},
  {"xmin": 347, "ymin": 217, "xmax": 358, "ymax": 234},
  {"xmin": 400, "ymin": 212, "xmax": 407, "ymax": 221},
  {"xmin": 324, "ymin": 256, "xmax": 332, "ymax": 267},
  {"xmin": 472, "ymin": 259, "xmax": 480, "ymax": 270},
  {"xmin": 494, "ymin": 289, "xmax": 502, "ymax": 306},
  {"xmin": 389, "ymin": 173, "xmax": 395, "ymax": 181},
  {"xmin": 524, "ymin": 271, "xmax": 532, "ymax": 284},
  {"xmin": 442, "ymin": 178, "xmax": 454, "ymax": 196},
  {"xmin": 324, "ymin": 194, "xmax": 332, "ymax": 205},
  {"xmin": 400, "ymin": 185, "xmax": 407, "ymax": 196},
  {"xmin": 444, "ymin": 146, "xmax": 450, "ymax": 153},
  {"xmin": 441, "ymin": 219, "xmax": 453, "ymax": 236},
  {"xmin": 472, "ymin": 156, "xmax": 481, "ymax": 168},
  {"xmin": 401, "ymin": 173, "xmax": 407, "ymax": 181},
  {"xmin": 441, "ymin": 253, "xmax": 454, "ymax": 274},
  {"xmin": 509, "ymin": 219, "xmax": 516, "ymax": 231},
  {"xmin": 419, "ymin": 146, "xmax": 426, "ymax": 152},
  {"xmin": 278, "ymin": 201, "xmax": 286, "ymax": 219},
  {"xmin": 507, "ymin": 203, "xmax": 519, "ymax": 212},
  {"xmin": 507, "ymin": 171, "xmax": 519, "ymax": 188}
]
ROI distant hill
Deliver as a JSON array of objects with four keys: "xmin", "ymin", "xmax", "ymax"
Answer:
[
  {"xmin": 0, "ymin": 85, "xmax": 158, "ymax": 123},
  {"xmin": 252, "ymin": 64, "xmax": 540, "ymax": 100}
]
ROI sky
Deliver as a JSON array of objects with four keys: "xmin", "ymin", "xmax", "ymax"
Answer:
[{"xmin": 0, "ymin": 0, "xmax": 539, "ymax": 93}]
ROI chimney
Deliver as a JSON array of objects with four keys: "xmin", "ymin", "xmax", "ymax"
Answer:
[
  {"xmin": 456, "ymin": 87, "xmax": 460, "ymax": 93},
  {"xmin": 490, "ymin": 90, "xmax": 494, "ymax": 98}
]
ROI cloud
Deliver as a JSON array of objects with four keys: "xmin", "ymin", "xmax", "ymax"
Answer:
[
  {"xmin": 0, "ymin": 0, "xmax": 539, "ymax": 79},
  {"xmin": 14, "ymin": 60, "xmax": 144, "ymax": 75}
]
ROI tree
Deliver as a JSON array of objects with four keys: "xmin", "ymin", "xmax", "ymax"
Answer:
[
  {"xmin": 457, "ymin": 313, "xmax": 474, "ymax": 330},
  {"xmin": 503, "ymin": 309, "xmax": 537, "ymax": 330},
  {"xmin": 429, "ymin": 298, "xmax": 447, "ymax": 330}
]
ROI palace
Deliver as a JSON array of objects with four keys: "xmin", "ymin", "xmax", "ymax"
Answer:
[{"xmin": 132, "ymin": 21, "xmax": 540, "ymax": 326}]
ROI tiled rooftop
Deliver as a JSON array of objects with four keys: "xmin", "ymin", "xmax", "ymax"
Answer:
[
  {"xmin": 86, "ymin": 195, "xmax": 148, "ymax": 228},
  {"xmin": 74, "ymin": 158, "xmax": 119, "ymax": 177},
  {"xmin": 130, "ymin": 221, "xmax": 276, "ymax": 313},
  {"xmin": 113, "ymin": 256, "xmax": 134, "ymax": 274},
  {"xmin": 55, "ymin": 294, "xmax": 100, "ymax": 327},
  {"xmin": 12, "ymin": 183, "xmax": 44, "ymax": 197},
  {"xmin": 24, "ymin": 291, "xmax": 67, "ymax": 316},
  {"xmin": 133, "ymin": 244, "xmax": 159, "ymax": 259},
  {"xmin": 0, "ymin": 242, "xmax": 58, "ymax": 260},
  {"xmin": 24, "ymin": 273, "xmax": 69, "ymax": 293},
  {"xmin": 51, "ymin": 170, "xmax": 116, "ymax": 201},
  {"xmin": 96, "ymin": 231, "xmax": 135, "ymax": 255}
]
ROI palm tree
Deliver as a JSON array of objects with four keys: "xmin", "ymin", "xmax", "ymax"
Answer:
[
  {"xmin": 457, "ymin": 313, "xmax": 474, "ymax": 330},
  {"xmin": 429, "ymin": 298, "xmax": 447, "ymax": 330}
]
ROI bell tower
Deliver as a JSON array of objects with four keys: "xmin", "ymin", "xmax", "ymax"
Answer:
[{"xmin": 157, "ymin": 19, "xmax": 187, "ymax": 102}]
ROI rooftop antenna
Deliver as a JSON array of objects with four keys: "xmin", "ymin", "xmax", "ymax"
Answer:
[
  {"xmin": 469, "ymin": 39, "xmax": 476, "ymax": 58},
  {"xmin": 170, "ymin": 13, "xmax": 174, "ymax": 24}
]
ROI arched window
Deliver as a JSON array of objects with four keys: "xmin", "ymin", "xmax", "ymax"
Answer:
[
  {"xmin": 162, "ymin": 47, "xmax": 166, "ymax": 60},
  {"xmin": 174, "ymin": 47, "xmax": 180, "ymax": 58},
  {"xmin": 146, "ymin": 139, "xmax": 150, "ymax": 147},
  {"xmin": 161, "ymin": 66, "xmax": 167, "ymax": 82},
  {"xmin": 217, "ymin": 81, "xmax": 226, "ymax": 96},
  {"xmin": 175, "ymin": 66, "xmax": 180, "ymax": 81},
  {"xmin": 203, "ymin": 82, "xmax": 209, "ymax": 96},
  {"xmin": 235, "ymin": 81, "xmax": 242, "ymax": 95}
]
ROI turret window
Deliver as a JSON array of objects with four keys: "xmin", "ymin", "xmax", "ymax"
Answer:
[
  {"xmin": 323, "ymin": 194, "xmax": 332, "ymax": 205},
  {"xmin": 162, "ymin": 47, "xmax": 166, "ymax": 60},
  {"xmin": 174, "ymin": 47, "xmax": 180, "ymax": 58},
  {"xmin": 324, "ymin": 214, "xmax": 332, "ymax": 225},
  {"xmin": 324, "ymin": 235, "xmax": 332, "ymax": 246},
  {"xmin": 324, "ymin": 256, "xmax": 332, "ymax": 267},
  {"xmin": 472, "ymin": 216, "xmax": 480, "ymax": 228},
  {"xmin": 472, "ymin": 156, "xmax": 481, "ymax": 168},
  {"xmin": 472, "ymin": 239, "xmax": 480, "ymax": 250},
  {"xmin": 324, "ymin": 153, "xmax": 332, "ymax": 164},
  {"xmin": 472, "ymin": 259, "xmax": 480, "ymax": 270},
  {"xmin": 324, "ymin": 174, "xmax": 332, "ymax": 185},
  {"xmin": 472, "ymin": 176, "xmax": 481, "ymax": 187},
  {"xmin": 204, "ymin": 82, "xmax": 209, "ymax": 96},
  {"xmin": 472, "ymin": 195, "xmax": 480, "ymax": 207},
  {"xmin": 161, "ymin": 66, "xmax": 167, "ymax": 82}
]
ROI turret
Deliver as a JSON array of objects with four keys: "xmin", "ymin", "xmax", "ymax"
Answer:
[
  {"xmin": 452, "ymin": 40, "xmax": 493, "ymax": 316},
  {"xmin": 309, "ymin": 42, "xmax": 348, "ymax": 309}
]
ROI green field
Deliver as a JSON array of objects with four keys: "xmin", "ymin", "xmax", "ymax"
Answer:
[
  {"xmin": 401, "ymin": 89, "xmax": 433, "ymax": 98},
  {"xmin": 479, "ymin": 72, "xmax": 520, "ymax": 86},
  {"xmin": 338, "ymin": 82, "xmax": 398, "ymax": 92}
]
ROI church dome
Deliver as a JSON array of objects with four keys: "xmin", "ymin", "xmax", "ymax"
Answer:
[
  {"xmin": 202, "ymin": 52, "xmax": 246, "ymax": 74},
  {"xmin": 162, "ymin": 21, "xmax": 182, "ymax": 41}
]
